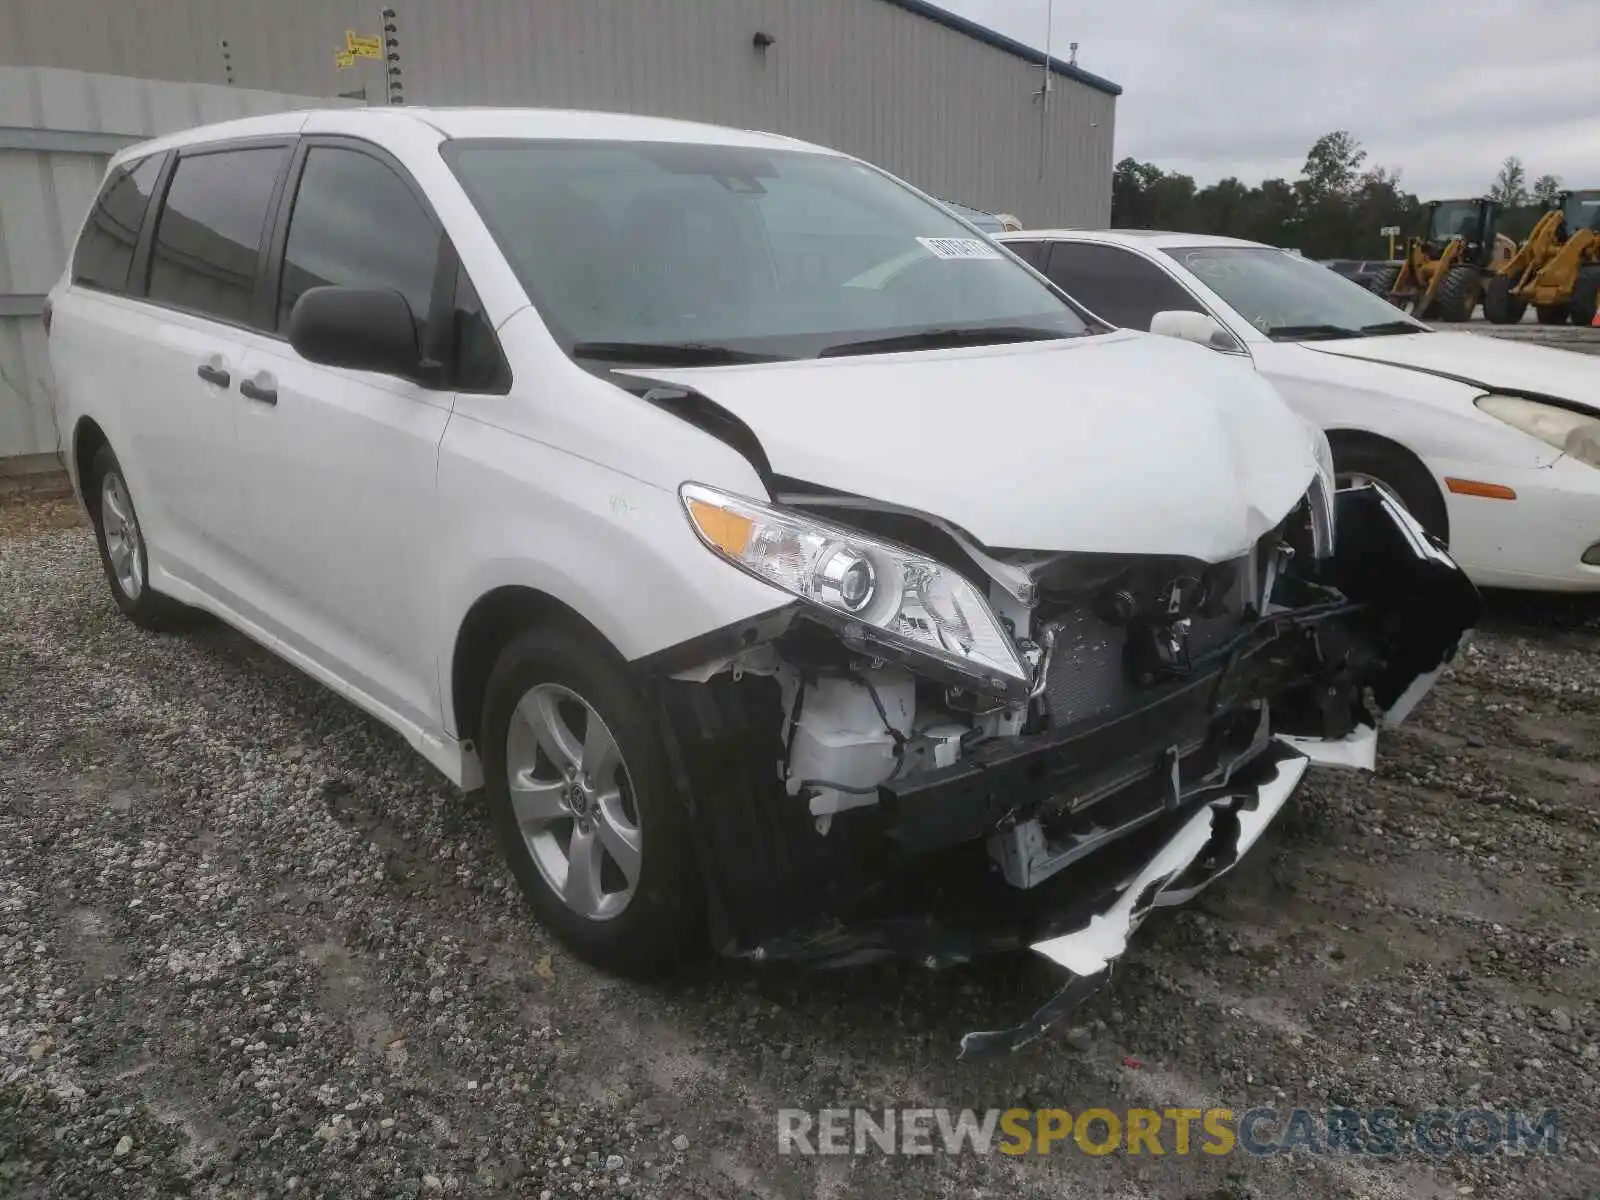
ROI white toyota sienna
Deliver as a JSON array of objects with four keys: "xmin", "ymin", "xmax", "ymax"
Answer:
[{"xmin": 46, "ymin": 107, "xmax": 1479, "ymax": 1056}]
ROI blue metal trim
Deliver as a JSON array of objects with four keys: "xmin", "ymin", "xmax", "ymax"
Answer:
[{"xmin": 879, "ymin": 0, "xmax": 1123, "ymax": 96}]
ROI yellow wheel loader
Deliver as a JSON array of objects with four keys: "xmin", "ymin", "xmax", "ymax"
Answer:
[
  {"xmin": 1374, "ymin": 198, "xmax": 1510, "ymax": 322},
  {"xmin": 1484, "ymin": 189, "xmax": 1600, "ymax": 326}
]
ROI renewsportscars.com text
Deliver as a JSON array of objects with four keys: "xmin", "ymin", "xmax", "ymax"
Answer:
[{"xmin": 777, "ymin": 1107, "xmax": 1561, "ymax": 1158}]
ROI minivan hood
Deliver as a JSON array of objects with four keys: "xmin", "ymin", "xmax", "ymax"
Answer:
[
  {"xmin": 629, "ymin": 332, "xmax": 1319, "ymax": 561},
  {"xmin": 1305, "ymin": 331, "xmax": 1600, "ymax": 413}
]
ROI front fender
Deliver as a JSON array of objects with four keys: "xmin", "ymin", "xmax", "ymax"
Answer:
[{"xmin": 433, "ymin": 412, "xmax": 788, "ymax": 735}]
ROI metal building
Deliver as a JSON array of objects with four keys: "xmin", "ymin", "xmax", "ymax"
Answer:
[{"xmin": 0, "ymin": 0, "xmax": 1120, "ymax": 227}]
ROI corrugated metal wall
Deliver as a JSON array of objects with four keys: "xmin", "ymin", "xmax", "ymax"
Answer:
[
  {"xmin": 0, "ymin": 67, "xmax": 344, "ymax": 461},
  {"xmin": 0, "ymin": 0, "xmax": 1115, "ymax": 228}
]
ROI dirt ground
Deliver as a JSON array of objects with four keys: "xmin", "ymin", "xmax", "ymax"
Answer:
[{"xmin": 2, "ymin": 494, "xmax": 1597, "ymax": 1200}]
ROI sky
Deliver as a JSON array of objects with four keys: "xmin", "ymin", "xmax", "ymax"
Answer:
[{"xmin": 944, "ymin": 0, "xmax": 1600, "ymax": 199}]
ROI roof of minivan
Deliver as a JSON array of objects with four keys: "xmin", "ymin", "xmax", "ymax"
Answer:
[
  {"xmin": 999, "ymin": 229, "xmax": 1268, "ymax": 250},
  {"xmin": 119, "ymin": 106, "xmax": 830, "ymax": 162}
]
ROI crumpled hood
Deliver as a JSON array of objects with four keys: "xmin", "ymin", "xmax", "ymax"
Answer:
[
  {"xmin": 629, "ymin": 331, "xmax": 1319, "ymax": 561},
  {"xmin": 1305, "ymin": 331, "xmax": 1600, "ymax": 414}
]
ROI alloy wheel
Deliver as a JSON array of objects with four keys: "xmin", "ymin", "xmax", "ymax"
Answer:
[
  {"xmin": 504, "ymin": 683, "xmax": 641, "ymax": 920},
  {"xmin": 100, "ymin": 471, "xmax": 145, "ymax": 601}
]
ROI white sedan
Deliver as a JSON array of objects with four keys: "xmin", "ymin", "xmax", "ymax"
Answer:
[{"xmin": 999, "ymin": 229, "xmax": 1600, "ymax": 592}]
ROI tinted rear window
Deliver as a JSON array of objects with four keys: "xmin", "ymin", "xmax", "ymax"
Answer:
[
  {"xmin": 146, "ymin": 146, "xmax": 288, "ymax": 327},
  {"xmin": 72, "ymin": 155, "xmax": 163, "ymax": 294}
]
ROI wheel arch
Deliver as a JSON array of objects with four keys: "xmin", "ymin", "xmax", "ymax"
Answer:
[
  {"xmin": 449, "ymin": 584, "xmax": 621, "ymax": 751},
  {"xmin": 1326, "ymin": 427, "xmax": 1451, "ymax": 544},
  {"xmin": 71, "ymin": 415, "xmax": 110, "ymax": 509}
]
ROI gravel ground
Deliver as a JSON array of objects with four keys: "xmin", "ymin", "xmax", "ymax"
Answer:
[{"xmin": 3, "ymin": 497, "xmax": 1598, "ymax": 1200}]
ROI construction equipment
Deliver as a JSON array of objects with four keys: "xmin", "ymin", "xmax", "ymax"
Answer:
[
  {"xmin": 1484, "ymin": 189, "xmax": 1600, "ymax": 326},
  {"xmin": 1373, "ymin": 198, "xmax": 1511, "ymax": 322}
]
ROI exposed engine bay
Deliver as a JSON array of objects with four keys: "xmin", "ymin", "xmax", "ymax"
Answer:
[{"xmin": 642, "ymin": 474, "xmax": 1480, "ymax": 1058}]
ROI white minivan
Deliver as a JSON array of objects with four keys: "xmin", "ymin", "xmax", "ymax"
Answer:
[{"xmin": 48, "ymin": 108, "xmax": 1478, "ymax": 1055}]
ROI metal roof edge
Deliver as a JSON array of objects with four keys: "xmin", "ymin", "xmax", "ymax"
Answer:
[{"xmin": 879, "ymin": 0, "xmax": 1123, "ymax": 97}]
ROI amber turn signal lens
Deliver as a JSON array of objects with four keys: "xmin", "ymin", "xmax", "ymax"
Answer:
[
  {"xmin": 1444, "ymin": 478, "xmax": 1517, "ymax": 501},
  {"xmin": 687, "ymin": 498, "xmax": 754, "ymax": 556}
]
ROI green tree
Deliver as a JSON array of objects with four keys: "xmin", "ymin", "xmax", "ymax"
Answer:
[
  {"xmin": 1107, "ymin": 132, "xmax": 1416, "ymax": 258},
  {"xmin": 1489, "ymin": 156, "xmax": 1528, "ymax": 206},
  {"xmin": 1532, "ymin": 174, "xmax": 1564, "ymax": 208},
  {"xmin": 1299, "ymin": 131, "xmax": 1367, "ymax": 203}
]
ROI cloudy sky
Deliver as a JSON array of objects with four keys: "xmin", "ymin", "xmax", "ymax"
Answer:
[{"xmin": 945, "ymin": 0, "xmax": 1600, "ymax": 198}]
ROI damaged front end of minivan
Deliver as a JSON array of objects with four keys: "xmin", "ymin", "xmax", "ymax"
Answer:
[{"xmin": 641, "ymin": 467, "xmax": 1480, "ymax": 1059}]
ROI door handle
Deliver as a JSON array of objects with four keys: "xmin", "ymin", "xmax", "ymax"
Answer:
[
  {"xmin": 196, "ymin": 363, "xmax": 231, "ymax": 387},
  {"xmin": 239, "ymin": 377, "xmax": 278, "ymax": 406}
]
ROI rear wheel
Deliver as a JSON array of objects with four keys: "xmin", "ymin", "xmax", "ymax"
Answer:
[
  {"xmin": 1569, "ymin": 266, "xmax": 1600, "ymax": 328},
  {"xmin": 481, "ymin": 626, "xmax": 703, "ymax": 977},
  {"xmin": 87, "ymin": 445, "xmax": 187, "ymax": 630},
  {"xmin": 1433, "ymin": 266, "xmax": 1479, "ymax": 323},
  {"xmin": 1535, "ymin": 303, "xmax": 1570, "ymax": 325},
  {"xmin": 1482, "ymin": 274, "xmax": 1527, "ymax": 324},
  {"xmin": 1333, "ymin": 441, "xmax": 1449, "ymax": 546}
]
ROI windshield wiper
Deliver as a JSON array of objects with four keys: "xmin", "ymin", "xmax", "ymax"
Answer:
[
  {"xmin": 1357, "ymin": 320, "xmax": 1426, "ymax": 336},
  {"xmin": 1263, "ymin": 324, "xmax": 1362, "ymax": 341},
  {"xmin": 571, "ymin": 341, "xmax": 789, "ymax": 366},
  {"xmin": 818, "ymin": 325, "xmax": 1072, "ymax": 358}
]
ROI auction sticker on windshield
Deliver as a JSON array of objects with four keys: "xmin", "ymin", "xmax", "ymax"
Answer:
[{"xmin": 918, "ymin": 236, "xmax": 1002, "ymax": 260}]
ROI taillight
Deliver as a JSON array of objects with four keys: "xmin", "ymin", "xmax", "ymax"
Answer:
[{"xmin": 41, "ymin": 298, "xmax": 53, "ymax": 336}]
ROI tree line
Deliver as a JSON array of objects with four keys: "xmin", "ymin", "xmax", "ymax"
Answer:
[{"xmin": 1110, "ymin": 132, "xmax": 1574, "ymax": 261}]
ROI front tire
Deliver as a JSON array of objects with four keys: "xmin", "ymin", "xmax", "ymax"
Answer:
[
  {"xmin": 1433, "ymin": 265, "xmax": 1478, "ymax": 323},
  {"xmin": 1370, "ymin": 265, "xmax": 1401, "ymax": 306},
  {"xmin": 87, "ymin": 445, "xmax": 186, "ymax": 630},
  {"xmin": 1535, "ymin": 303, "xmax": 1570, "ymax": 326},
  {"xmin": 481, "ymin": 626, "xmax": 703, "ymax": 977}
]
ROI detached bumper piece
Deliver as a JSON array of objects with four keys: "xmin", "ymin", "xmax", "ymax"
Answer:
[{"xmin": 957, "ymin": 742, "xmax": 1306, "ymax": 1059}]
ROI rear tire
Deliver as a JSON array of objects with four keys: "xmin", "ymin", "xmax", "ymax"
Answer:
[
  {"xmin": 1482, "ymin": 274, "xmax": 1527, "ymax": 325},
  {"xmin": 481, "ymin": 625, "xmax": 704, "ymax": 978},
  {"xmin": 1333, "ymin": 440, "xmax": 1450, "ymax": 546},
  {"xmin": 87, "ymin": 445, "xmax": 187, "ymax": 630},
  {"xmin": 1569, "ymin": 266, "xmax": 1600, "ymax": 329},
  {"xmin": 1433, "ymin": 266, "xmax": 1478, "ymax": 323},
  {"xmin": 1535, "ymin": 303, "xmax": 1570, "ymax": 326}
]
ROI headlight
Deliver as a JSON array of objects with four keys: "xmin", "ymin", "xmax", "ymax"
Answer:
[
  {"xmin": 1476, "ymin": 394, "xmax": 1600, "ymax": 469},
  {"xmin": 681, "ymin": 483, "xmax": 1028, "ymax": 696}
]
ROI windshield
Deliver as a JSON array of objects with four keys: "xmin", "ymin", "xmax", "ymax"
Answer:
[
  {"xmin": 1565, "ymin": 192, "xmax": 1600, "ymax": 235},
  {"xmin": 1164, "ymin": 246, "xmax": 1428, "ymax": 341},
  {"xmin": 444, "ymin": 140, "xmax": 1087, "ymax": 361},
  {"xmin": 1428, "ymin": 201, "xmax": 1481, "ymax": 243}
]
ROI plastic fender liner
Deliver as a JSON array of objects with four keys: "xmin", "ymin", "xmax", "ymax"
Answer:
[{"xmin": 1325, "ymin": 482, "xmax": 1482, "ymax": 713}]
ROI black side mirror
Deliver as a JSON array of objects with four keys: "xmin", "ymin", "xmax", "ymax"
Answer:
[{"xmin": 288, "ymin": 286, "xmax": 423, "ymax": 379}]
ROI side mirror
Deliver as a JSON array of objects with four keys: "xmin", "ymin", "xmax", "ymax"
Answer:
[
  {"xmin": 1149, "ymin": 309, "xmax": 1239, "ymax": 352},
  {"xmin": 288, "ymin": 286, "xmax": 423, "ymax": 378}
]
